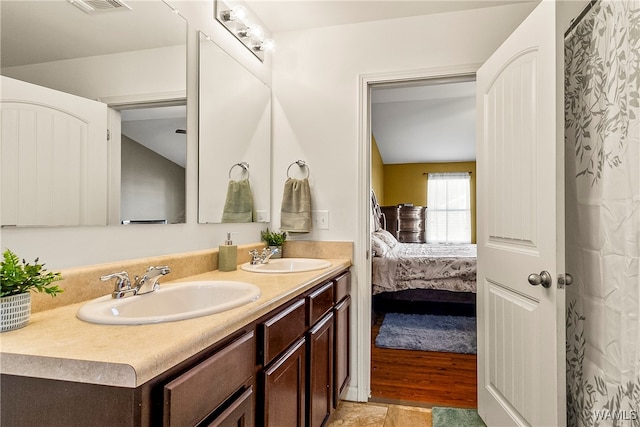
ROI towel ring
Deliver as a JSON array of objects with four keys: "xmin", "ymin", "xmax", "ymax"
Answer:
[
  {"xmin": 287, "ymin": 160, "xmax": 310, "ymax": 179},
  {"xmin": 228, "ymin": 162, "xmax": 250, "ymax": 179}
]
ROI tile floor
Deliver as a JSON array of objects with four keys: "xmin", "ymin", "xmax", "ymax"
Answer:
[{"xmin": 327, "ymin": 401, "xmax": 432, "ymax": 427}]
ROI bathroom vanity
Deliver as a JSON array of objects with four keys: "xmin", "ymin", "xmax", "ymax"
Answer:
[{"xmin": 0, "ymin": 258, "xmax": 351, "ymax": 427}]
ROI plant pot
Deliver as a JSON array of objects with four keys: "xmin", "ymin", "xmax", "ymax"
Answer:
[
  {"xmin": 268, "ymin": 246, "xmax": 283, "ymax": 259},
  {"xmin": 0, "ymin": 292, "xmax": 31, "ymax": 332}
]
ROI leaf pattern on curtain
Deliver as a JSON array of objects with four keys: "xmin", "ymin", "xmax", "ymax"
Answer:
[
  {"xmin": 565, "ymin": 0, "xmax": 640, "ymax": 185},
  {"xmin": 565, "ymin": 1, "xmax": 640, "ymax": 426}
]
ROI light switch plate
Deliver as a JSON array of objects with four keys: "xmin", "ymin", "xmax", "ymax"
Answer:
[{"xmin": 256, "ymin": 210, "xmax": 269, "ymax": 222}]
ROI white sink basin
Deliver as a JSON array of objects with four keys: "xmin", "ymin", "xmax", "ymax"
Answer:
[
  {"xmin": 77, "ymin": 281, "xmax": 261, "ymax": 325},
  {"xmin": 241, "ymin": 258, "xmax": 331, "ymax": 274}
]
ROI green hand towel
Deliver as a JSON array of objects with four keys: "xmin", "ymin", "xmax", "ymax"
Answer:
[
  {"xmin": 281, "ymin": 178, "xmax": 311, "ymax": 232},
  {"xmin": 222, "ymin": 179, "xmax": 253, "ymax": 223}
]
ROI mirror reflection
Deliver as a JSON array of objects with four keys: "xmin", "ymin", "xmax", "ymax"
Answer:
[
  {"xmin": 198, "ymin": 32, "xmax": 271, "ymax": 224},
  {"xmin": 0, "ymin": 0, "xmax": 187, "ymax": 226},
  {"xmin": 120, "ymin": 105, "xmax": 186, "ymax": 224}
]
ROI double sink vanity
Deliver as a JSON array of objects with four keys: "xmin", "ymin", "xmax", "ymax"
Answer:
[{"xmin": 0, "ymin": 243, "xmax": 352, "ymax": 427}]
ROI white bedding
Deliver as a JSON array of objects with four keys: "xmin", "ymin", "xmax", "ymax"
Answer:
[{"xmin": 372, "ymin": 243, "xmax": 477, "ymax": 295}]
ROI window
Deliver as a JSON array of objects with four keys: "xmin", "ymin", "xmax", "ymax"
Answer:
[{"xmin": 426, "ymin": 172, "xmax": 471, "ymax": 243}]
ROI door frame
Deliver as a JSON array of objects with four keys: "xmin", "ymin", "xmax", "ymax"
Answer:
[
  {"xmin": 355, "ymin": 63, "xmax": 482, "ymax": 402},
  {"xmin": 102, "ymin": 92, "xmax": 187, "ymax": 225}
]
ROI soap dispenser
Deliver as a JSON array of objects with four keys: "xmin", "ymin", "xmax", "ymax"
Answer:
[{"xmin": 218, "ymin": 232, "xmax": 238, "ymax": 271}]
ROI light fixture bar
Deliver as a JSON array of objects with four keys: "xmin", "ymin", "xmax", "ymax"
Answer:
[{"xmin": 215, "ymin": 0, "xmax": 274, "ymax": 62}]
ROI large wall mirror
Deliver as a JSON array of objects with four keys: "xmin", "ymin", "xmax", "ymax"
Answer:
[
  {"xmin": 0, "ymin": 0, "xmax": 187, "ymax": 227},
  {"xmin": 198, "ymin": 31, "xmax": 271, "ymax": 224}
]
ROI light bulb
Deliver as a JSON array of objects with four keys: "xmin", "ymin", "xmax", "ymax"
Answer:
[
  {"xmin": 221, "ymin": 5, "xmax": 248, "ymax": 24},
  {"xmin": 231, "ymin": 6, "xmax": 248, "ymax": 24},
  {"xmin": 260, "ymin": 39, "xmax": 275, "ymax": 52},
  {"xmin": 248, "ymin": 25, "xmax": 264, "ymax": 42}
]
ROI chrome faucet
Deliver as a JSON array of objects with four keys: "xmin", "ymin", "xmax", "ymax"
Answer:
[
  {"xmin": 100, "ymin": 265, "xmax": 171, "ymax": 299},
  {"xmin": 249, "ymin": 247, "xmax": 280, "ymax": 265},
  {"xmin": 100, "ymin": 271, "xmax": 134, "ymax": 299},
  {"xmin": 134, "ymin": 265, "xmax": 171, "ymax": 295}
]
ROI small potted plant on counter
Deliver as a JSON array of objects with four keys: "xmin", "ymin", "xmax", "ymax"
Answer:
[
  {"xmin": 0, "ymin": 249, "xmax": 63, "ymax": 332},
  {"xmin": 260, "ymin": 228, "xmax": 287, "ymax": 259}
]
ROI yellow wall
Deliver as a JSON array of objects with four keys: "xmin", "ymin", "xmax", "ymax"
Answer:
[
  {"xmin": 371, "ymin": 135, "xmax": 384, "ymax": 202},
  {"xmin": 383, "ymin": 162, "xmax": 477, "ymax": 243}
]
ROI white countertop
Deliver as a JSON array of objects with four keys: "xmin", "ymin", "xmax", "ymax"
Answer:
[{"xmin": 0, "ymin": 260, "xmax": 350, "ymax": 388}]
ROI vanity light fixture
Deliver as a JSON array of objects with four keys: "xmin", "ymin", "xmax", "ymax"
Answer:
[{"xmin": 215, "ymin": 0, "xmax": 274, "ymax": 62}]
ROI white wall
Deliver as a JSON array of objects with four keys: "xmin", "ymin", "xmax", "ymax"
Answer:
[
  {"xmin": 270, "ymin": 1, "xmax": 538, "ymax": 398},
  {"xmin": 271, "ymin": 2, "xmax": 537, "ymax": 241},
  {"xmin": 121, "ymin": 137, "xmax": 186, "ymax": 224}
]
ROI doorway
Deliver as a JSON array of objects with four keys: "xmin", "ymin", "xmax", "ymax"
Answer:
[
  {"xmin": 361, "ymin": 70, "xmax": 479, "ymax": 408},
  {"xmin": 107, "ymin": 101, "xmax": 187, "ymax": 226}
]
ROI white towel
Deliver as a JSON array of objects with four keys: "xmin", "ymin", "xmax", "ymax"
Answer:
[{"xmin": 280, "ymin": 178, "xmax": 311, "ymax": 232}]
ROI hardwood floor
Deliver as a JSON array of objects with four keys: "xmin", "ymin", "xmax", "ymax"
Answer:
[{"xmin": 370, "ymin": 317, "xmax": 478, "ymax": 408}]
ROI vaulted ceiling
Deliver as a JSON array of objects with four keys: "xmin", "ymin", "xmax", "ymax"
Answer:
[{"xmin": 371, "ymin": 80, "xmax": 477, "ymax": 164}]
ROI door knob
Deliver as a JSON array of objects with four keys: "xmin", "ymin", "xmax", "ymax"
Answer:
[
  {"xmin": 558, "ymin": 273, "xmax": 574, "ymax": 287},
  {"xmin": 528, "ymin": 271, "xmax": 552, "ymax": 288}
]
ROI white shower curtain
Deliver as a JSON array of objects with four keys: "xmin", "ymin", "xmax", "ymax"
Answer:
[{"xmin": 565, "ymin": 1, "xmax": 640, "ymax": 426}]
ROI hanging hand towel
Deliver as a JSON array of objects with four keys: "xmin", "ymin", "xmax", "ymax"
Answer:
[
  {"xmin": 280, "ymin": 178, "xmax": 312, "ymax": 232},
  {"xmin": 222, "ymin": 179, "xmax": 253, "ymax": 223}
]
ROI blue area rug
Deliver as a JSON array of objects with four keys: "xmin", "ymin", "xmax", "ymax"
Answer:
[
  {"xmin": 432, "ymin": 407, "xmax": 486, "ymax": 427},
  {"xmin": 375, "ymin": 313, "xmax": 476, "ymax": 354}
]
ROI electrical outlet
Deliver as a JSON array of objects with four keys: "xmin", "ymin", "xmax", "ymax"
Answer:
[{"xmin": 313, "ymin": 210, "xmax": 329, "ymax": 230}]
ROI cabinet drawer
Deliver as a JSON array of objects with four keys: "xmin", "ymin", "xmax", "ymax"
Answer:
[
  {"xmin": 164, "ymin": 331, "xmax": 256, "ymax": 427},
  {"xmin": 334, "ymin": 272, "xmax": 350, "ymax": 303},
  {"xmin": 308, "ymin": 282, "xmax": 334, "ymax": 326},
  {"xmin": 262, "ymin": 298, "xmax": 306, "ymax": 366},
  {"xmin": 204, "ymin": 386, "xmax": 254, "ymax": 427}
]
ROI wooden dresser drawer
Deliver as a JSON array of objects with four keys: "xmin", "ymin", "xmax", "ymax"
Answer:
[
  {"xmin": 164, "ymin": 331, "xmax": 256, "ymax": 427},
  {"xmin": 334, "ymin": 271, "xmax": 350, "ymax": 303},
  {"xmin": 262, "ymin": 298, "xmax": 306, "ymax": 366},
  {"xmin": 308, "ymin": 282, "xmax": 334, "ymax": 326}
]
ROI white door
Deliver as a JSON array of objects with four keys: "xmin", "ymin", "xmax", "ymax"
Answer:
[
  {"xmin": 476, "ymin": 1, "xmax": 565, "ymax": 426},
  {"xmin": 1, "ymin": 76, "xmax": 108, "ymax": 226}
]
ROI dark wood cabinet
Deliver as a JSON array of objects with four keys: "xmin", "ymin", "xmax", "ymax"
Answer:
[
  {"xmin": 333, "ymin": 271, "xmax": 351, "ymax": 407},
  {"xmin": 381, "ymin": 205, "xmax": 427, "ymax": 243},
  {"xmin": 205, "ymin": 386, "xmax": 255, "ymax": 427},
  {"xmin": 261, "ymin": 298, "xmax": 306, "ymax": 366},
  {"xmin": 263, "ymin": 338, "xmax": 307, "ymax": 427},
  {"xmin": 261, "ymin": 270, "xmax": 351, "ymax": 427},
  {"xmin": 163, "ymin": 331, "xmax": 256, "ymax": 427},
  {"xmin": 0, "ymin": 269, "xmax": 351, "ymax": 427},
  {"xmin": 333, "ymin": 295, "xmax": 351, "ymax": 407},
  {"xmin": 307, "ymin": 313, "xmax": 334, "ymax": 427}
]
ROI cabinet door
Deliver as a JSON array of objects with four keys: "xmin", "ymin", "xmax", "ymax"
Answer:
[
  {"xmin": 308, "ymin": 313, "xmax": 334, "ymax": 427},
  {"xmin": 263, "ymin": 338, "xmax": 306, "ymax": 427},
  {"xmin": 333, "ymin": 296, "xmax": 351, "ymax": 408}
]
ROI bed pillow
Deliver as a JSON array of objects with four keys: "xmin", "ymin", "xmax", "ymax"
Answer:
[
  {"xmin": 373, "ymin": 229, "xmax": 398, "ymax": 248},
  {"xmin": 371, "ymin": 235, "xmax": 388, "ymax": 257}
]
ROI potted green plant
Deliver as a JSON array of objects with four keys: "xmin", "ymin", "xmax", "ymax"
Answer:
[
  {"xmin": 0, "ymin": 249, "xmax": 63, "ymax": 332},
  {"xmin": 260, "ymin": 228, "xmax": 287, "ymax": 259}
]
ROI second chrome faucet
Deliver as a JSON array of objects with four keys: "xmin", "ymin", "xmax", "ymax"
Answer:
[{"xmin": 249, "ymin": 247, "xmax": 280, "ymax": 265}]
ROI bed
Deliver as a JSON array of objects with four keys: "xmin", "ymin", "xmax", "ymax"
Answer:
[
  {"xmin": 371, "ymin": 232, "xmax": 477, "ymax": 295},
  {"xmin": 370, "ymin": 191, "xmax": 477, "ymax": 314}
]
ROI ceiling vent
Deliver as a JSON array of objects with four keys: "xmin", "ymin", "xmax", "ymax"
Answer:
[{"xmin": 69, "ymin": 0, "xmax": 131, "ymax": 14}]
